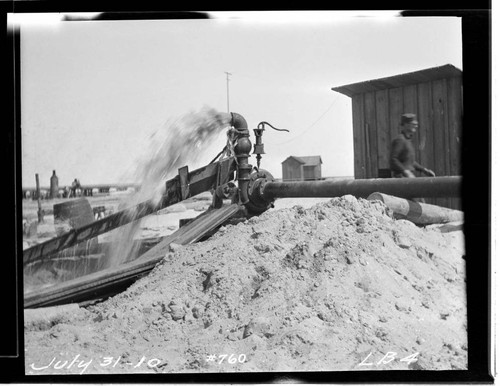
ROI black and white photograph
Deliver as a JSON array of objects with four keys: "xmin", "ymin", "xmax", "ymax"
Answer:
[{"xmin": 4, "ymin": 8, "xmax": 493, "ymax": 382}]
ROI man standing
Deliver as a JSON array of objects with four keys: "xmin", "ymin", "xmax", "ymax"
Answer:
[{"xmin": 390, "ymin": 113, "xmax": 435, "ymax": 178}]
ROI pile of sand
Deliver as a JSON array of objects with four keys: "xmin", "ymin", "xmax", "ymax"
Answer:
[{"xmin": 24, "ymin": 195, "xmax": 466, "ymax": 374}]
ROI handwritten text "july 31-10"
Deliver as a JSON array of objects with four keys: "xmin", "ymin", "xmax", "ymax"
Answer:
[{"xmin": 29, "ymin": 354, "xmax": 162, "ymax": 374}]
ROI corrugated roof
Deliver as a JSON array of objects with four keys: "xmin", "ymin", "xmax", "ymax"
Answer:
[
  {"xmin": 282, "ymin": 156, "xmax": 323, "ymax": 165},
  {"xmin": 331, "ymin": 64, "xmax": 462, "ymax": 97}
]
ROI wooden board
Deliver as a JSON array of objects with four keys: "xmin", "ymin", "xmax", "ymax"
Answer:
[
  {"xmin": 23, "ymin": 157, "xmax": 237, "ymax": 266},
  {"xmin": 431, "ymin": 79, "xmax": 449, "ymax": 208},
  {"xmin": 24, "ymin": 204, "xmax": 245, "ymax": 308},
  {"xmin": 364, "ymin": 91, "xmax": 378, "ymax": 178},
  {"xmin": 388, "ymin": 87, "xmax": 404, "ymax": 142},
  {"xmin": 352, "ymin": 94, "xmax": 366, "ymax": 179},
  {"xmin": 416, "ymin": 82, "xmax": 437, "ymax": 206},
  {"xmin": 447, "ymin": 76, "xmax": 463, "ymax": 210},
  {"xmin": 403, "ymin": 84, "xmax": 420, "ymax": 164},
  {"xmin": 447, "ymin": 76, "xmax": 463, "ymax": 176},
  {"xmin": 417, "ymin": 82, "xmax": 433, "ymax": 170},
  {"xmin": 375, "ymin": 89, "xmax": 390, "ymax": 174}
]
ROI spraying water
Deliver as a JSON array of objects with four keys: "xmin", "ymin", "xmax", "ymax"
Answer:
[{"xmin": 101, "ymin": 107, "xmax": 231, "ymax": 269}]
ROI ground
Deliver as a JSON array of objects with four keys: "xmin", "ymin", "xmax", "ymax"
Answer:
[{"xmin": 22, "ymin": 193, "xmax": 467, "ymax": 375}]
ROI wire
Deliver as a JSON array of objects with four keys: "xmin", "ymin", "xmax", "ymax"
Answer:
[{"xmin": 272, "ymin": 95, "xmax": 341, "ymax": 145}]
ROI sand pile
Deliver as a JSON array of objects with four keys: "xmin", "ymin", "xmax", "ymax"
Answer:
[{"xmin": 24, "ymin": 195, "xmax": 466, "ymax": 374}]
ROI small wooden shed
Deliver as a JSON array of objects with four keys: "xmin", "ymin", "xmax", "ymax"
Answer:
[
  {"xmin": 331, "ymin": 64, "xmax": 462, "ymax": 209},
  {"xmin": 282, "ymin": 156, "xmax": 323, "ymax": 181}
]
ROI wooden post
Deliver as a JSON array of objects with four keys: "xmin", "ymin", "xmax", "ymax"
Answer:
[{"xmin": 35, "ymin": 173, "xmax": 44, "ymax": 223}]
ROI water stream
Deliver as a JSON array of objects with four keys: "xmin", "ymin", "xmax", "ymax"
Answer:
[
  {"xmin": 100, "ymin": 107, "xmax": 230, "ymax": 269},
  {"xmin": 23, "ymin": 107, "xmax": 230, "ymax": 293}
]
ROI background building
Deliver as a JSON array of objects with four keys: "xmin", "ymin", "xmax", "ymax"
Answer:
[{"xmin": 282, "ymin": 156, "xmax": 323, "ymax": 182}]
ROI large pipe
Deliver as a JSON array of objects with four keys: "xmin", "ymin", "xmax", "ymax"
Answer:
[
  {"xmin": 367, "ymin": 192, "xmax": 463, "ymax": 225},
  {"xmin": 260, "ymin": 176, "xmax": 462, "ymax": 201}
]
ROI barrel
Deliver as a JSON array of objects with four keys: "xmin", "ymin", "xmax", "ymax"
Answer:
[{"xmin": 53, "ymin": 198, "xmax": 95, "ymax": 235}]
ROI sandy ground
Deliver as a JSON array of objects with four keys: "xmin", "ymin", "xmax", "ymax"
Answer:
[{"xmin": 22, "ymin": 194, "xmax": 466, "ymax": 374}]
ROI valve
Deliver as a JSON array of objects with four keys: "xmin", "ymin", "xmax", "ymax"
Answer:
[
  {"xmin": 245, "ymin": 169, "xmax": 275, "ymax": 215},
  {"xmin": 253, "ymin": 122, "xmax": 289, "ymax": 169}
]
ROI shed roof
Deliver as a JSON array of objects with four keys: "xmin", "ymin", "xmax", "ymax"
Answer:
[
  {"xmin": 331, "ymin": 64, "xmax": 462, "ymax": 97},
  {"xmin": 282, "ymin": 155, "xmax": 323, "ymax": 166}
]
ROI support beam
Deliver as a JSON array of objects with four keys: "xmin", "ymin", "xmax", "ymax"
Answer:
[
  {"xmin": 23, "ymin": 157, "xmax": 236, "ymax": 266},
  {"xmin": 24, "ymin": 203, "xmax": 245, "ymax": 308}
]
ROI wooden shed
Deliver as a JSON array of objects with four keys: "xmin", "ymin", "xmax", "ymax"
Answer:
[
  {"xmin": 331, "ymin": 64, "xmax": 462, "ymax": 209},
  {"xmin": 282, "ymin": 156, "xmax": 323, "ymax": 181}
]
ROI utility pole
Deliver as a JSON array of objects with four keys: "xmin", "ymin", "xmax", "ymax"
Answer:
[{"xmin": 224, "ymin": 71, "xmax": 232, "ymax": 113}]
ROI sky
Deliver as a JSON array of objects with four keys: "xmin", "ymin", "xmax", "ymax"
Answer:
[{"xmin": 16, "ymin": 11, "xmax": 463, "ymax": 188}]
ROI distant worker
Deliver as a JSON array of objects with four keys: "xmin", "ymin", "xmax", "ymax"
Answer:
[
  {"xmin": 70, "ymin": 178, "xmax": 82, "ymax": 197},
  {"xmin": 390, "ymin": 113, "xmax": 435, "ymax": 178}
]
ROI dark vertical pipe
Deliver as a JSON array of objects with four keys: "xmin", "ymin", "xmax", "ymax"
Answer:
[{"xmin": 230, "ymin": 112, "xmax": 252, "ymax": 204}]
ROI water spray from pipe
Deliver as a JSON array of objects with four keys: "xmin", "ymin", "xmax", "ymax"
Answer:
[{"xmin": 102, "ymin": 107, "xmax": 232, "ymax": 269}]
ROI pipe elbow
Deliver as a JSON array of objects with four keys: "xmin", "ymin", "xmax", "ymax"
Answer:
[{"xmin": 230, "ymin": 112, "xmax": 248, "ymax": 131}]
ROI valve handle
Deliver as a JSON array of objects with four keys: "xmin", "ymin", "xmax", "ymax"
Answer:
[{"xmin": 257, "ymin": 121, "xmax": 290, "ymax": 132}]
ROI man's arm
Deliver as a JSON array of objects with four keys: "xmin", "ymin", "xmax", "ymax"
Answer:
[
  {"xmin": 414, "ymin": 161, "xmax": 435, "ymax": 176},
  {"xmin": 413, "ymin": 161, "xmax": 425, "ymax": 172}
]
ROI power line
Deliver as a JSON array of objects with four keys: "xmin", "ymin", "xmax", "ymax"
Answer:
[{"xmin": 273, "ymin": 95, "xmax": 341, "ymax": 146}]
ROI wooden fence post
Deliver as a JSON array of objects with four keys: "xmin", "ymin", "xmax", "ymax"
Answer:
[{"xmin": 35, "ymin": 173, "xmax": 44, "ymax": 223}]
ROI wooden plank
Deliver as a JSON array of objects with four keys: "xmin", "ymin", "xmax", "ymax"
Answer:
[
  {"xmin": 375, "ymin": 89, "xmax": 390, "ymax": 172},
  {"xmin": 352, "ymin": 94, "xmax": 366, "ymax": 178},
  {"xmin": 178, "ymin": 165, "xmax": 189, "ymax": 200},
  {"xmin": 403, "ymin": 84, "xmax": 418, "ymax": 112},
  {"xmin": 442, "ymin": 78, "xmax": 451, "ymax": 176},
  {"xmin": 364, "ymin": 122, "xmax": 371, "ymax": 178},
  {"xmin": 364, "ymin": 91, "xmax": 378, "ymax": 178},
  {"xmin": 431, "ymin": 79, "xmax": 448, "ymax": 207},
  {"xmin": 417, "ymin": 82, "xmax": 433, "ymax": 170},
  {"xmin": 403, "ymin": 84, "xmax": 420, "ymax": 164},
  {"xmin": 417, "ymin": 82, "xmax": 436, "ymax": 206},
  {"xmin": 447, "ymin": 76, "xmax": 463, "ymax": 175},
  {"xmin": 388, "ymin": 87, "xmax": 404, "ymax": 179},
  {"xmin": 441, "ymin": 78, "xmax": 451, "ymax": 209},
  {"xmin": 24, "ymin": 204, "xmax": 245, "ymax": 308},
  {"xmin": 388, "ymin": 87, "xmax": 404, "ymax": 142},
  {"xmin": 23, "ymin": 157, "xmax": 237, "ymax": 266},
  {"xmin": 447, "ymin": 76, "xmax": 463, "ymax": 210}
]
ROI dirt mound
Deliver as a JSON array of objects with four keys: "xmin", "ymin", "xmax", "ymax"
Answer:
[{"xmin": 24, "ymin": 196, "xmax": 466, "ymax": 374}]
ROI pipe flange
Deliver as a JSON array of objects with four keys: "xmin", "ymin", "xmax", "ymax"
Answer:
[{"xmin": 245, "ymin": 169, "xmax": 275, "ymax": 215}]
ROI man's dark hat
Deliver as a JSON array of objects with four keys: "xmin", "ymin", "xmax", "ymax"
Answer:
[{"xmin": 401, "ymin": 113, "xmax": 418, "ymax": 125}]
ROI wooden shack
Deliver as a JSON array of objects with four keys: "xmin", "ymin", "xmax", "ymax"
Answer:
[
  {"xmin": 331, "ymin": 64, "xmax": 462, "ymax": 209},
  {"xmin": 282, "ymin": 156, "xmax": 323, "ymax": 181}
]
